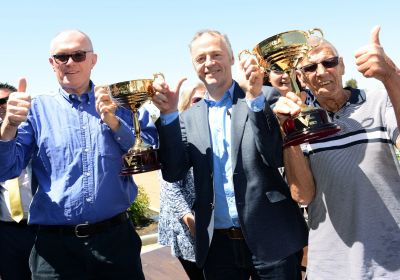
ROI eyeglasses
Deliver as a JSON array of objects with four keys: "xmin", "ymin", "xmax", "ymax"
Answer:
[
  {"xmin": 300, "ymin": 56, "xmax": 339, "ymax": 73},
  {"xmin": 268, "ymin": 65, "xmax": 285, "ymax": 75},
  {"xmin": 0, "ymin": 96, "xmax": 8, "ymax": 105},
  {"xmin": 52, "ymin": 50, "xmax": 92, "ymax": 64}
]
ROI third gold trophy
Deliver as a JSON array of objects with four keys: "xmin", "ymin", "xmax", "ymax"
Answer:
[
  {"xmin": 240, "ymin": 28, "xmax": 340, "ymax": 146},
  {"xmin": 107, "ymin": 73, "xmax": 163, "ymax": 175}
]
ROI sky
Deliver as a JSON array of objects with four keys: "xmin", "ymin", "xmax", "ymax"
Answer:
[{"xmin": 1, "ymin": 0, "xmax": 399, "ymax": 95}]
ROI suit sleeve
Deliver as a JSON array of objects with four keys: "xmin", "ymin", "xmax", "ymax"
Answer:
[
  {"xmin": 155, "ymin": 116, "xmax": 191, "ymax": 182},
  {"xmin": 248, "ymin": 87, "xmax": 283, "ymax": 168}
]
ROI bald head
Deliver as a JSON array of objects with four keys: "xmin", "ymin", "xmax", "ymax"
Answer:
[{"xmin": 50, "ymin": 30, "xmax": 93, "ymax": 55}]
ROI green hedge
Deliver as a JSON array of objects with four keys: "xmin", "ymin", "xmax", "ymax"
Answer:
[{"xmin": 127, "ymin": 185, "xmax": 150, "ymax": 225}]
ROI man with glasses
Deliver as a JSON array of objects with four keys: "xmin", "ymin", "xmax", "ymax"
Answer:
[
  {"xmin": 0, "ymin": 30, "xmax": 157, "ymax": 279},
  {"xmin": 0, "ymin": 83, "xmax": 36, "ymax": 280},
  {"xmin": 274, "ymin": 26, "xmax": 400, "ymax": 279}
]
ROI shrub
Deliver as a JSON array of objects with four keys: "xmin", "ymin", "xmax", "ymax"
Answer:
[{"xmin": 127, "ymin": 185, "xmax": 150, "ymax": 226}]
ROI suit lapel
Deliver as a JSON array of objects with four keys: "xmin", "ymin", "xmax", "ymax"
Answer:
[
  {"xmin": 192, "ymin": 100, "xmax": 214, "ymax": 171},
  {"xmin": 231, "ymin": 84, "xmax": 248, "ymax": 172}
]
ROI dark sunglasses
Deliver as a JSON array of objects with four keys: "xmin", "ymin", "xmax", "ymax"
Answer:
[
  {"xmin": 0, "ymin": 96, "xmax": 8, "ymax": 105},
  {"xmin": 268, "ymin": 64, "xmax": 285, "ymax": 75},
  {"xmin": 300, "ymin": 56, "xmax": 339, "ymax": 73},
  {"xmin": 191, "ymin": 97, "xmax": 202, "ymax": 104},
  {"xmin": 52, "ymin": 50, "xmax": 92, "ymax": 64}
]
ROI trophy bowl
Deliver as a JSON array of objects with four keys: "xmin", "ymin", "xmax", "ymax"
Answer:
[
  {"xmin": 242, "ymin": 29, "xmax": 340, "ymax": 146},
  {"xmin": 107, "ymin": 73, "xmax": 163, "ymax": 175}
]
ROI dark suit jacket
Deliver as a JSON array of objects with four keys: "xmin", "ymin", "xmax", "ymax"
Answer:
[{"xmin": 156, "ymin": 82, "xmax": 308, "ymax": 267}]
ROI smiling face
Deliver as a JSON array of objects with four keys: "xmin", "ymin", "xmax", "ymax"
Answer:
[
  {"xmin": 49, "ymin": 30, "xmax": 97, "ymax": 95},
  {"xmin": 268, "ymin": 69, "xmax": 294, "ymax": 95},
  {"xmin": 190, "ymin": 32, "xmax": 234, "ymax": 99},
  {"xmin": 298, "ymin": 43, "xmax": 345, "ymax": 103}
]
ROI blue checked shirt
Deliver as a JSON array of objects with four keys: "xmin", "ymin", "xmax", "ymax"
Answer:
[{"xmin": 0, "ymin": 82, "xmax": 158, "ymax": 225}]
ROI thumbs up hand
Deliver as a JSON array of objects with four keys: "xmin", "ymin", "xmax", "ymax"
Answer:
[
  {"xmin": 5, "ymin": 78, "xmax": 31, "ymax": 127},
  {"xmin": 355, "ymin": 26, "xmax": 398, "ymax": 82}
]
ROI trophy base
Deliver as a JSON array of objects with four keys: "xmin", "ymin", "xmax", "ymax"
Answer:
[
  {"xmin": 120, "ymin": 149, "xmax": 162, "ymax": 175},
  {"xmin": 283, "ymin": 108, "xmax": 340, "ymax": 147}
]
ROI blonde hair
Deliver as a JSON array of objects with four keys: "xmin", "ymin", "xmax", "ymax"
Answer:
[{"xmin": 178, "ymin": 82, "xmax": 206, "ymax": 112}]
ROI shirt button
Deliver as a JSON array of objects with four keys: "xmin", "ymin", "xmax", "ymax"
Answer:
[
  {"xmin": 84, "ymin": 148, "xmax": 89, "ymax": 152},
  {"xmin": 82, "ymin": 126, "xmax": 87, "ymax": 129},
  {"xmin": 336, "ymin": 115, "xmax": 340, "ymax": 119},
  {"xmin": 86, "ymin": 198, "xmax": 92, "ymax": 202},
  {"xmin": 86, "ymin": 172, "xmax": 91, "ymax": 176},
  {"xmin": 117, "ymin": 137, "xmax": 121, "ymax": 141},
  {"xmin": 80, "ymin": 106, "xmax": 83, "ymax": 110}
]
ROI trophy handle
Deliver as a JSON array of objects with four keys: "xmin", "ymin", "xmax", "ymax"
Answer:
[
  {"xmin": 308, "ymin": 28, "xmax": 324, "ymax": 38},
  {"xmin": 153, "ymin": 72, "xmax": 165, "ymax": 82},
  {"xmin": 238, "ymin": 49, "xmax": 265, "ymax": 71}
]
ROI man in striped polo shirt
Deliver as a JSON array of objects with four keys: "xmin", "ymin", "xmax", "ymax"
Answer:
[{"xmin": 274, "ymin": 26, "xmax": 400, "ymax": 279}]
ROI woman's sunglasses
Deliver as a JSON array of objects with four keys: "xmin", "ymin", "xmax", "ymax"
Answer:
[
  {"xmin": 52, "ymin": 50, "xmax": 92, "ymax": 64},
  {"xmin": 0, "ymin": 96, "xmax": 8, "ymax": 105},
  {"xmin": 300, "ymin": 56, "xmax": 339, "ymax": 73}
]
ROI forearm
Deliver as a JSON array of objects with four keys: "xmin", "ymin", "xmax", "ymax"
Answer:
[
  {"xmin": 284, "ymin": 145, "xmax": 315, "ymax": 205},
  {"xmin": 383, "ymin": 70, "xmax": 400, "ymax": 148},
  {"xmin": 156, "ymin": 117, "xmax": 189, "ymax": 182},
  {"xmin": 249, "ymin": 105, "xmax": 283, "ymax": 168}
]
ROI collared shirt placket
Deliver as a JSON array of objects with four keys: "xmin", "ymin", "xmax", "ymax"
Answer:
[{"xmin": 77, "ymin": 97, "xmax": 95, "ymax": 212}]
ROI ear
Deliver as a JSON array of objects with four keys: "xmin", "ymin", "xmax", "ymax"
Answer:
[
  {"xmin": 339, "ymin": 57, "xmax": 345, "ymax": 75},
  {"xmin": 90, "ymin": 53, "xmax": 98, "ymax": 70},
  {"xmin": 49, "ymin": 57, "xmax": 56, "ymax": 72},
  {"xmin": 230, "ymin": 54, "xmax": 235, "ymax": 66}
]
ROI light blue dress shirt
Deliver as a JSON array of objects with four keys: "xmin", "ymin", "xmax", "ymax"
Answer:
[
  {"xmin": 160, "ymin": 81, "xmax": 265, "ymax": 229},
  {"xmin": 0, "ymin": 82, "xmax": 158, "ymax": 225}
]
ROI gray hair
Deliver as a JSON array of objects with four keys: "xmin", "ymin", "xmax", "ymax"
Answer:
[{"xmin": 189, "ymin": 30, "xmax": 234, "ymax": 59}]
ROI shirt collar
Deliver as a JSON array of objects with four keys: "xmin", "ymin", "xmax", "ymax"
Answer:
[
  {"xmin": 59, "ymin": 81, "xmax": 95, "ymax": 104},
  {"xmin": 204, "ymin": 81, "xmax": 235, "ymax": 107}
]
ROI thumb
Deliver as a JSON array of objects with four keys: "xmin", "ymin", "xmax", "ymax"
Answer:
[
  {"xmin": 370, "ymin": 25, "xmax": 381, "ymax": 46},
  {"xmin": 174, "ymin": 77, "xmax": 187, "ymax": 94},
  {"xmin": 18, "ymin": 78, "xmax": 27, "ymax": 93}
]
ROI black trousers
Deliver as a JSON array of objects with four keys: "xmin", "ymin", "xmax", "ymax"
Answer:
[
  {"xmin": 178, "ymin": 257, "xmax": 205, "ymax": 280},
  {"xmin": 204, "ymin": 230, "xmax": 303, "ymax": 280},
  {"xmin": 29, "ymin": 218, "xmax": 144, "ymax": 280},
  {"xmin": 0, "ymin": 221, "xmax": 36, "ymax": 280}
]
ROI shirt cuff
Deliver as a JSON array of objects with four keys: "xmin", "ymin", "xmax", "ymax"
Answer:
[
  {"xmin": 111, "ymin": 116, "xmax": 134, "ymax": 151},
  {"xmin": 246, "ymin": 92, "xmax": 265, "ymax": 112},
  {"xmin": 159, "ymin": 111, "xmax": 179, "ymax": 125}
]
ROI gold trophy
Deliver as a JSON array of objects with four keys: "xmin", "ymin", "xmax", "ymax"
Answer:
[
  {"xmin": 107, "ymin": 73, "xmax": 163, "ymax": 175},
  {"xmin": 240, "ymin": 29, "xmax": 340, "ymax": 146}
]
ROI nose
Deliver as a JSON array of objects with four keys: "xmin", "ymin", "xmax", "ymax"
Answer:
[
  {"xmin": 205, "ymin": 55, "xmax": 214, "ymax": 66},
  {"xmin": 315, "ymin": 63, "xmax": 326, "ymax": 75}
]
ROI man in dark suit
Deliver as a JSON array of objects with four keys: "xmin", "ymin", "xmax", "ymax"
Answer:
[{"xmin": 152, "ymin": 30, "xmax": 308, "ymax": 280}]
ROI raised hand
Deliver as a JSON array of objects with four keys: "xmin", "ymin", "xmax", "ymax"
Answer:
[
  {"xmin": 4, "ymin": 78, "xmax": 31, "ymax": 127},
  {"xmin": 237, "ymin": 55, "xmax": 264, "ymax": 99},
  {"xmin": 272, "ymin": 92, "xmax": 303, "ymax": 124},
  {"xmin": 355, "ymin": 26, "xmax": 398, "ymax": 82},
  {"xmin": 1, "ymin": 78, "xmax": 31, "ymax": 140},
  {"xmin": 151, "ymin": 77, "xmax": 187, "ymax": 114},
  {"xmin": 94, "ymin": 85, "xmax": 119, "ymax": 131}
]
